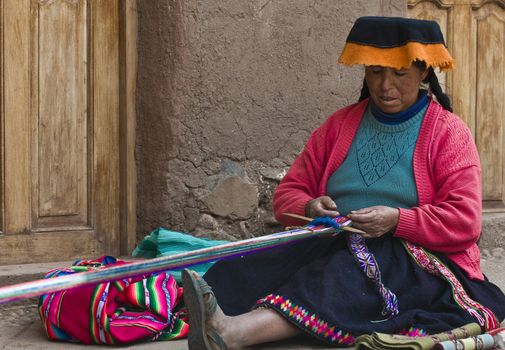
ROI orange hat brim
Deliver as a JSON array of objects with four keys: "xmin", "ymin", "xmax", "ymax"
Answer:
[{"xmin": 338, "ymin": 41, "xmax": 455, "ymax": 71}]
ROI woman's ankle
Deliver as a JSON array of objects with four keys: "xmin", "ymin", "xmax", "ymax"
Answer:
[{"xmin": 209, "ymin": 308, "xmax": 240, "ymax": 349}]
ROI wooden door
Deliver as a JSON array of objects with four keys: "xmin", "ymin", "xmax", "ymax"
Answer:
[
  {"xmin": 408, "ymin": 0, "xmax": 505, "ymax": 212},
  {"xmin": 0, "ymin": 0, "xmax": 137, "ymax": 264}
]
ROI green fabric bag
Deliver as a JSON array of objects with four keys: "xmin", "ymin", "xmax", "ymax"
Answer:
[{"xmin": 132, "ymin": 227, "xmax": 229, "ymax": 282}]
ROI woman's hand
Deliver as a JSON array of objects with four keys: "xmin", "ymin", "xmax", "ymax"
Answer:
[
  {"xmin": 347, "ymin": 206, "xmax": 399, "ymax": 239},
  {"xmin": 305, "ymin": 196, "xmax": 340, "ymax": 218}
]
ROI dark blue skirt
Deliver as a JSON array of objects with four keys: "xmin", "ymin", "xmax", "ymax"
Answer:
[{"xmin": 203, "ymin": 234, "xmax": 505, "ymax": 346}]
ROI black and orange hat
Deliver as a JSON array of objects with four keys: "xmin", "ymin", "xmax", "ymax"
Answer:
[{"xmin": 338, "ymin": 16, "xmax": 454, "ymax": 71}]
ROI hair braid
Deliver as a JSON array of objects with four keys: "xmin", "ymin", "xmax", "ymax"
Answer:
[
  {"xmin": 424, "ymin": 67, "xmax": 453, "ymax": 112},
  {"xmin": 359, "ymin": 78, "xmax": 370, "ymax": 102}
]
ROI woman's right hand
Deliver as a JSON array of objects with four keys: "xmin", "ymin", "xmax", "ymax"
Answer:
[{"xmin": 305, "ymin": 196, "xmax": 340, "ymax": 218}]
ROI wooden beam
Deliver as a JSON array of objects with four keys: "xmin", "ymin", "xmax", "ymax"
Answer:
[{"xmin": 119, "ymin": 0, "xmax": 138, "ymax": 256}]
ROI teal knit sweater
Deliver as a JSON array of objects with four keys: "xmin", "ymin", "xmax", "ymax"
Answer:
[{"xmin": 326, "ymin": 104, "xmax": 427, "ymax": 215}]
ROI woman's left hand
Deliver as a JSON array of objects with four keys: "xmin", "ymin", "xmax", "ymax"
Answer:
[{"xmin": 347, "ymin": 206, "xmax": 399, "ymax": 239}]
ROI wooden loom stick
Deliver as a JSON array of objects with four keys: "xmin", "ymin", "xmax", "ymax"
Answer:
[
  {"xmin": 0, "ymin": 224, "xmax": 337, "ymax": 304},
  {"xmin": 0, "ymin": 214, "xmax": 364, "ymax": 304},
  {"xmin": 282, "ymin": 212, "xmax": 367, "ymax": 234}
]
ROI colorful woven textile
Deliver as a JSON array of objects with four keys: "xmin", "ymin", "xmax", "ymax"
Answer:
[
  {"xmin": 347, "ymin": 232, "xmax": 399, "ymax": 320},
  {"xmin": 355, "ymin": 323, "xmax": 481, "ymax": 350},
  {"xmin": 432, "ymin": 327, "xmax": 505, "ymax": 349},
  {"xmin": 432, "ymin": 333, "xmax": 495, "ymax": 350},
  {"xmin": 38, "ymin": 256, "xmax": 188, "ymax": 345},
  {"xmin": 403, "ymin": 241, "xmax": 499, "ymax": 331},
  {"xmin": 310, "ymin": 216, "xmax": 399, "ymax": 319},
  {"xmin": 310, "ymin": 216, "xmax": 400, "ymax": 318},
  {"xmin": 259, "ymin": 293, "xmax": 356, "ymax": 346},
  {"xmin": 488, "ymin": 327, "xmax": 505, "ymax": 349}
]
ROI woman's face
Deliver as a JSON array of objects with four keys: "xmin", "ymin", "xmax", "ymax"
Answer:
[{"xmin": 365, "ymin": 64, "xmax": 428, "ymax": 114}]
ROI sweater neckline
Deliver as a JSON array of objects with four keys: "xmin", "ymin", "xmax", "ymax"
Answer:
[
  {"xmin": 370, "ymin": 90, "xmax": 429, "ymax": 125},
  {"xmin": 365, "ymin": 102, "xmax": 427, "ymax": 133}
]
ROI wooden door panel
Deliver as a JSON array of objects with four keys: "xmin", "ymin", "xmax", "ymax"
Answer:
[
  {"xmin": 0, "ymin": 0, "xmax": 121, "ymax": 264},
  {"xmin": 33, "ymin": 0, "xmax": 89, "ymax": 229},
  {"xmin": 3, "ymin": 0, "xmax": 31, "ymax": 235},
  {"xmin": 473, "ymin": 4, "xmax": 505, "ymax": 202},
  {"xmin": 92, "ymin": 0, "xmax": 120, "ymax": 254},
  {"xmin": 409, "ymin": 0, "xmax": 505, "ymax": 211}
]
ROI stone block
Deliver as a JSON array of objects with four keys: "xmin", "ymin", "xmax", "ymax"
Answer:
[
  {"xmin": 202, "ymin": 176, "xmax": 259, "ymax": 219},
  {"xmin": 481, "ymin": 212, "xmax": 505, "ymax": 250}
]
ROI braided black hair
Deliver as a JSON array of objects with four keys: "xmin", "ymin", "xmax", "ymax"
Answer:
[
  {"xmin": 423, "ymin": 67, "xmax": 452, "ymax": 112},
  {"xmin": 357, "ymin": 62, "xmax": 453, "ymax": 112},
  {"xmin": 358, "ymin": 78, "xmax": 370, "ymax": 102}
]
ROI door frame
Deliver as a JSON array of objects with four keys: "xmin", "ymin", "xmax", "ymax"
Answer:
[{"xmin": 119, "ymin": 0, "xmax": 137, "ymax": 256}]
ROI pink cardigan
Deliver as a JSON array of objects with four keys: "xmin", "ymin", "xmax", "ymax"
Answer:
[{"xmin": 273, "ymin": 99, "xmax": 484, "ymax": 279}]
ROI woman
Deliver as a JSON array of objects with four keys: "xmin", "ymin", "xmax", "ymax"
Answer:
[{"xmin": 182, "ymin": 16, "xmax": 505, "ymax": 349}]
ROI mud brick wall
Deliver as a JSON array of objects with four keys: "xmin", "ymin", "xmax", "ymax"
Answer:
[{"xmin": 136, "ymin": 0, "xmax": 406, "ymax": 242}]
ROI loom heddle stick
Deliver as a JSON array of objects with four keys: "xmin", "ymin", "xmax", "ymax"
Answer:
[{"xmin": 282, "ymin": 212, "xmax": 367, "ymax": 234}]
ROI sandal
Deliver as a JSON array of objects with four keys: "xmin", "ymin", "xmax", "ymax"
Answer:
[{"xmin": 182, "ymin": 269, "xmax": 229, "ymax": 350}]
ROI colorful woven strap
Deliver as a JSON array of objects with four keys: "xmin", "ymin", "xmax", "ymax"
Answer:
[
  {"xmin": 403, "ymin": 240, "xmax": 499, "ymax": 331},
  {"xmin": 347, "ymin": 233, "xmax": 399, "ymax": 320},
  {"xmin": 309, "ymin": 216, "xmax": 399, "ymax": 320}
]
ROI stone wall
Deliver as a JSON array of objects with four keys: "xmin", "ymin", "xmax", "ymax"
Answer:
[{"xmin": 136, "ymin": 0, "xmax": 406, "ymax": 242}]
